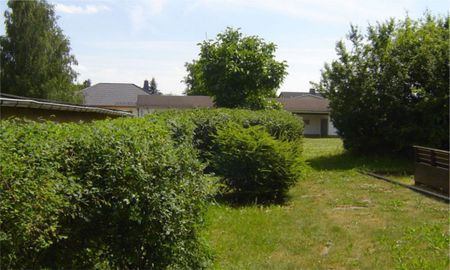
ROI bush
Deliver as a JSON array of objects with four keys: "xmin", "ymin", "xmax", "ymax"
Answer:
[
  {"xmin": 314, "ymin": 13, "xmax": 449, "ymax": 153},
  {"xmin": 151, "ymin": 108, "xmax": 304, "ymax": 160},
  {"xmin": 210, "ymin": 123, "xmax": 303, "ymax": 201},
  {"xmin": 149, "ymin": 108, "xmax": 304, "ymax": 201},
  {"xmin": 0, "ymin": 118, "xmax": 213, "ymax": 269},
  {"xmin": 0, "ymin": 120, "xmax": 81, "ymax": 268},
  {"xmin": 1, "ymin": 108, "xmax": 304, "ymax": 267}
]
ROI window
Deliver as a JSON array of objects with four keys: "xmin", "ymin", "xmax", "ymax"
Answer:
[{"xmin": 304, "ymin": 119, "xmax": 310, "ymax": 125}]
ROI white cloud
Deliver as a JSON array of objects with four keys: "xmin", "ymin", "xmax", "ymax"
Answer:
[
  {"xmin": 128, "ymin": 0, "xmax": 168, "ymax": 33},
  {"xmin": 188, "ymin": 0, "xmax": 416, "ymax": 24},
  {"xmin": 55, "ymin": 4, "xmax": 110, "ymax": 14}
]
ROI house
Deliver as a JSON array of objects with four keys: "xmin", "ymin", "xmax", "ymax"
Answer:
[
  {"xmin": 0, "ymin": 93, "xmax": 132, "ymax": 122},
  {"xmin": 277, "ymin": 93, "xmax": 337, "ymax": 137},
  {"xmin": 137, "ymin": 95, "xmax": 214, "ymax": 116},
  {"xmin": 82, "ymin": 83, "xmax": 150, "ymax": 115}
]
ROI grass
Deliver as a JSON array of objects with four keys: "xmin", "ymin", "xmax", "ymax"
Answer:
[{"xmin": 204, "ymin": 138, "xmax": 449, "ymax": 269}]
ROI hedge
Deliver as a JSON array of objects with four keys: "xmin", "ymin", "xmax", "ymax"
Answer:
[
  {"xmin": 211, "ymin": 123, "xmax": 303, "ymax": 200},
  {"xmin": 1, "ymin": 108, "xmax": 304, "ymax": 267},
  {"xmin": 149, "ymin": 109, "xmax": 304, "ymax": 200},
  {"xmin": 151, "ymin": 108, "xmax": 304, "ymax": 159},
  {"xmin": 0, "ymin": 118, "xmax": 213, "ymax": 269}
]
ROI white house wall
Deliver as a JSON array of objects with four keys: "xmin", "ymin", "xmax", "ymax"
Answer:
[
  {"xmin": 328, "ymin": 118, "xmax": 338, "ymax": 136},
  {"xmin": 299, "ymin": 114, "xmax": 321, "ymax": 135},
  {"xmin": 295, "ymin": 113, "xmax": 338, "ymax": 136}
]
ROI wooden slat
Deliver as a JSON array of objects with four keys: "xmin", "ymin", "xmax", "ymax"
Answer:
[
  {"xmin": 415, "ymin": 150, "xmax": 448, "ymax": 158},
  {"xmin": 415, "ymin": 146, "xmax": 449, "ymax": 169},
  {"xmin": 413, "ymin": 145, "xmax": 450, "ymax": 155}
]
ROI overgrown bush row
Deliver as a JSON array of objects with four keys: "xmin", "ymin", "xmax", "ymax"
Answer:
[
  {"xmin": 0, "ymin": 118, "xmax": 213, "ymax": 269},
  {"xmin": 1, "ymin": 108, "xmax": 304, "ymax": 268},
  {"xmin": 149, "ymin": 109, "xmax": 304, "ymax": 200},
  {"xmin": 151, "ymin": 108, "xmax": 303, "ymax": 154}
]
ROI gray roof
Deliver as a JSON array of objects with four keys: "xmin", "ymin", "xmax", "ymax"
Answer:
[
  {"xmin": 278, "ymin": 92, "xmax": 323, "ymax": 98},
  {"xmin": 278, "ymin": 95, "xmax": 330, "ymax": 113},
  {"xmin": 82, "ymin": 83, "xmax": 150, "ymax": 106},
  {"xmin": 137, "ymin": 95, "xmax": 214, "ymax": 109}
]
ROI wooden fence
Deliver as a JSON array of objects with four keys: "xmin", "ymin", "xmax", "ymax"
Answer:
[{"xmin": 413, "ymin": 146, "xmax": 449, "ymax": 195}]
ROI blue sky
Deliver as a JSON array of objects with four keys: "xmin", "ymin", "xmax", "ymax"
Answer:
[{"xmin": 0, "ymin": 0, "xmax": 448, "ymax": 95}]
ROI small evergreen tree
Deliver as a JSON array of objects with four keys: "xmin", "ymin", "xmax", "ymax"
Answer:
[
  {"xmin": 149, "ymin": 77, "xmax": 161, "ymax": 95},
  {"xmin": 82, "ymin": 79, "xmax": 91, "ymax": 88}
]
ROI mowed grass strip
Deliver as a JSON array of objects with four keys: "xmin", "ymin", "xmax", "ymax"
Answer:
[{"xmin": 205, "ymin": 138, "xmax": 449, "ymax": 270}]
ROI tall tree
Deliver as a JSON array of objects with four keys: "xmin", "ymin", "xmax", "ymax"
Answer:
[
  {"xmin": 313, "ymin": 13, "xmax": 449, "ymax": 153},
  {"xmin": 183, "ymin": 61, "xmax": 209, "ymax": 96},
  {"xmin": 149, "ymin": 77, "xmax": 161, "ymax": 95},
  {"xmin": 183, "ymin": 27, "xmax": 287, "ymax": 109},
  {"xmin": 0, "ymin": 0, "xmax": 81, "ymax": 103}
]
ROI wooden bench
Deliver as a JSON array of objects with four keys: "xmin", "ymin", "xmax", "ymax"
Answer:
[{"xmin": 413, "ymin": 146, "xmax": 449, "ymax": 195}]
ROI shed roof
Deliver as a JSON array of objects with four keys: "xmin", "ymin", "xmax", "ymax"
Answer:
[
  {"xmin": 137, "ymin": 95, "xmax": 214, "ymax": 109},
  {"xmin": 0, "ymin": 94, "xmax": 133, "ymax": 117},
  {"xmin": 82, "ymin": 83, "xmax": 150, "ymax": 106}
]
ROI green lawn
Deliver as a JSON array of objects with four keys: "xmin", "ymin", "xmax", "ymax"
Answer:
[{"xmin": 205, "ymin": 138, "xmax": 449, "ymax": 269}]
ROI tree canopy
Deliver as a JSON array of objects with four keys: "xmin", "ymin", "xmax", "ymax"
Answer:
[
  {"xmin": 0, "ymin": 0, "xmax": 81, "ymax": 103},
  {"xmin": 313, "ymin": 13, "xmax": 449, "ymax": 153},
  {"xmin": 184, "ymin": 27, "xmax": 287, "ymax": 109}
]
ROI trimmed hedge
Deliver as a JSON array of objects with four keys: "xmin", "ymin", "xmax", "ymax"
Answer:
[
  {"xmin": 151, "ymin": 108, "xmax": 303, "ymax": 158},
  {"xmin": 150, "ymin": 109, "xmax": 304, "ymax": 200},
  {"xmin": 211, "ymin": 123, "xmax": 303, "ymax": 200},
  {"xmin": 0, "ymin": 118, "xmax": 213, "ymax": 269},
  {"xmin": 1, "ymin": 108, "xmax": 304, "ymax": 267}
]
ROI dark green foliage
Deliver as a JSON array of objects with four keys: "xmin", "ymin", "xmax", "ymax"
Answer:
[
  {"xmin": 0, "ymin": 118, "xmax": 213, "ymax": 269},
  {"xmin": 210, "ymin": 123, "xmax": 302, "ymax": 200},
  {"xmin": 1, "ymin": 108, "xmax": 304, "ymax": 267},
  {"xmin": 81, "ymin": 79, "xmax": 91, "ymax": 88},
  {"xmin": 314, "ymin": 13, "xmax": 449, "ymax": 153},
  {"xmin": 151, "ymin": 108, "xmax": 304, "ymax": 158},
  {"xmin": 143, "ymin": 78, "xmax": 161, "ymax": 95},
  {"xmin": 0, "ymin": 121, "xmax": 81, "ymax": 268},
  {"xmin": 184, "ymin": 27, "xmax": 288, "ymax": 109},
  {"xmin": 183, "ymin": 61, "xmax": 209, "ymax": 96},
  {"xmin": 149, "ymin": 77, "xmax": 161, "ymax": 95},
  {"xmin": 0, "ymin": 0, "xmax": 81, "ymax": 103},
  {"xmin": 149, "ymin": 109, "xmax": 304, "ymax": 200}
]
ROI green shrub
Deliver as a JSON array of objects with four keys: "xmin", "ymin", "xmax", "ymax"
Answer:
[
  {"xmin": 1, "ymin": 108, "xmax": 303, "ymax": 267},
  {"xmin": 149, "ymin": 108, "xmax": 304, "ymax": 201},
  {"xmin": 151, "ymin": 108, "xmax": 304, "ymax": 161},
  {"xmin": 0, "ymin": 118, "xmax": 213, "ymax": 269},
  {"xmin": 0, "ymin": 120, "xmax": 81, "ymax": 268},
  {"xmin": 210, "ymin": 123, "xmax": 303, "ymax": 201}
]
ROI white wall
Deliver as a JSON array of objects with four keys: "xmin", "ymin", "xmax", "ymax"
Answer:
[
  {"xmin": 298, "ymin": 114, "xmax": 321, "ymax": 135},
  {"xmin": 296, "ymin": 113, "xmax": 338, "ymax": 136},
  {"xmin": 328, "ymin": 118, "xmax": 338, "ymax": 136}
]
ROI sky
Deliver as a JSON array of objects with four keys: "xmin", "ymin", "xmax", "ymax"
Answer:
[{"xmin": 0, "ymin": 0, "xmax": 448, "ymax": 95}]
